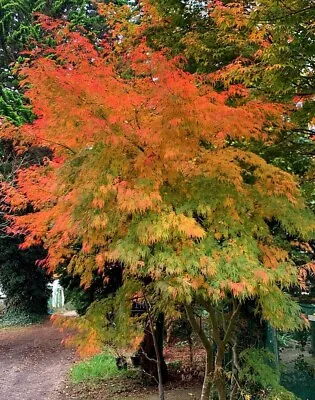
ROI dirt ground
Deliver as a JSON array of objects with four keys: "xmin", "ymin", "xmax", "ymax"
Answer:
[
  {"xmin": 56, "ymin": 376, "xmax": 202, "ymax": 400},
  {"xmin": 0, "ymin": 321, "xmax": 202, "ymax": 400},
  {"xmin": 0, "ymin": 320, "xmax": 75, "ymax": 400}
]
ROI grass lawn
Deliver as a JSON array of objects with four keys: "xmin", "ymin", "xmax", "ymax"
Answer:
[
  {"xmin": 64, "ymin": 352, "xmax": 201, "ymax": 399},
  {"xmin": 70, "ymin": 354, "xmax": 135, "ymax": 383}
]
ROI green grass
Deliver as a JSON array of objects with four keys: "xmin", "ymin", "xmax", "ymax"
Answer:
[{"xmin": 70, "ymin": 354, "xmax": 135, "ymax": 383}]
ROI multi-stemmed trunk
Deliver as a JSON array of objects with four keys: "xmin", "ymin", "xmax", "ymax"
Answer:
[
  {"xmin": 143, "ymin": 293, "xmax": 166, "ymax": 400},
  {"xmin": 185, "ymin": 299, "xmax": 240, "ymax": 400}
]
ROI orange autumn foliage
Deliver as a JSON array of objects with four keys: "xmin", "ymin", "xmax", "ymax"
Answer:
[{"xmin": 0, "ymin": 11, "xmax": 314, "ymax": 333}]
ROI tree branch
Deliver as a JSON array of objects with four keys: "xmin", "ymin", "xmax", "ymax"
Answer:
[
  {"xmin": 185, "ymin": 304, "xmax": 212, "ymax": 353},
  {"xmin": 223, "ymin": 300, "xmax": 241, "ymax": 346}
]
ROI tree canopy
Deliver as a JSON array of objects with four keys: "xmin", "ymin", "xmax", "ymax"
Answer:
[{"xmin": 1, "ymin": 1, "xmax": 315, "ymax": 399}]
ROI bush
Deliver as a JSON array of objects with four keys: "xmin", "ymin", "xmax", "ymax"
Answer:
[
  {"xmin": 0, "ymin": 238, "xmax": 51, "ymax": 316},
  {"xmin": 0, "ymin": 310, "xmax": 44, "ymax": 328},
  {"xmin": 239, "ymin": 349, "xmax": 298, "ymax": 400}
]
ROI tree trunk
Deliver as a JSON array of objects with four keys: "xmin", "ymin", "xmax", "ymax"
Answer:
[
  {"xmin": 214, "ymin": 346, "xmax": 227, "ymax": 400},
  {"xmin": 200, "ymin": 350, "xmax": 213, "ymax": 400},
  {"xmin": 185, "ymin": 305, "xmax": 214, "ymax": 400},
  {"xmin": 188, "ymin": 333, "xmax": 193, "ymax": 366},
  {"xmin": 215, "ymin": 375, "xmax": 227, "ymax": 400},
  {"xmin": 186, "ymin": 300, "xmax": 241, "ymax": 400},
  {"xmin": 148, "ymin": 312, "xmax": 166, "ymax": 400},
  {"xmin": 156, "ymin": 313, "xmax": 165, "ymax": 361},
  {"xmin": 133, "ymin": 319, "xmax": 168, "ymax": 384}
]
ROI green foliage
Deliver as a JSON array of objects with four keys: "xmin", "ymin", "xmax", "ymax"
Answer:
[
  {"xmin": 149, "ymin": 0, "xmax": 315, "ymax": 199},
  {"xmin": 0, "ymin": 88, "xmax": 35, "ymax": 125},
  {"xmin": 42, "ymin": 0, "xmax": 108, "ymax": 40},
  {"xmin": 60, "ymin": 266, "xmax": 123, "ymax": 315},
  {"xmin": 0, "ymin": 139, "xmax": 51, "ymax": 317},
  {"xmin": 146, "ymin": 0, "xmax": 235, "ymax": 74},
  {"xmin": 56, "ymin": 280, "xmax": 145, "ymax": 357},
  {"xmin": 208, "ymin": 0, "xmax": 315, "ymax": 100},
  {"xmin": 0, "ymin": 0, "xmax": 108, "ymax": 125},
  {"xmin": 0, "ymin": 238, "xmax": 51, "ymax": 315},
  {"xmin": 70, "ymin": 353, "xmax": 134, "ymax": 383},
  {"xmin": 239, "ymin": 349, "xmax": 298, "ymax": 400},
  {"xmin": 0, "ymin": 0, "xmax": 44, "ymax": 63},
  {"xmin": 0, "ymin": 309, "xmax": 44, "ymax": 328},
  {"xmin": 63, "ymin": 284, "xmax": 93, "ymax": 315},
  {"xmin": 258, "ymin": 291, "xmax": 302, "ymax": 331},
  {"xmin": 0, "ymin": 0, "xmax": 101, "ymax": 57}
]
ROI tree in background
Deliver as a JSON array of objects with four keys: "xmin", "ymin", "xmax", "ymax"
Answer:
[
  {"xmin": 145, "ymin": 1, "xmax": 315, "ymax": 174},
  {"xmin": 0, "ymin": 0, "xmax": 109, "ymax": 125},
  {"xmin": 0, "ymin": 139, "xmax": 51, "ymax": 319},
  {"xmin": 0, "ymin": 237, "xmax": 50, "ymax": 316}
]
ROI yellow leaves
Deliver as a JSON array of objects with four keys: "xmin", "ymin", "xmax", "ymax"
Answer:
[
  {"xmin": 180, "ymin": 31, "xmax": 212, "ymax": 65},
  {"xmin": 92, "ymin": 197, "xmax": 105, "ymax": 209},
  {"xmin": 304, "ymin": 263, "xmax": 315, "ymax": 274},
  {"xmin": 91, "ymin": 183, "xmax": 116, "ymax": 212},
  {"xmin": 117, "ymin": 184, "xmax": 162, "ymax": 214},
  {"xmin": 291, "ymin": 241, "xmax": 314, "ymax": 253},
  {"xmin": 190, "ymin": 276, "xmax": 205, "ymax": 290},
  {"xmin": 131, "ymin": 334, "xmax": 144, "ymax": 352},
  {"xmin": 199, "ymin": 256, "xmax": 216, "ymax": 277},
  {"xmin": 214, "ymin": 231, "xmax": 223, "ymax": 240},
  {"xmin": 95, "ymin": 253, "xmax": 105, "ymax": 270},
  {"xmin": 225, "ymin": 280, "xmax": 247, "ymax": 296},
  {"xmin": 95, "ymin": 250, "xmax": 120, "ymax": 271},
  {"xmin": 177, "ymin": 214, "xmax": 206, "ymax": 239},
  {"xmin": 104, "ymin": 249, "xmax": 120, "ymax": 262},
  {"xmin": 137, "ymin": 212, "xmax": 205, "ymax": 245},
  {"xmin": 91, "ymin": 214, "xmax": 108, "ymax": 229},
  {"xmin": 67, "ymin": 328, "xmax": 102, "ymax": 358},
  {"xmin": 211, "ymin": 2, "xmax": 249, "ymax": 32},
  {"xmin": 265, "ymin": 64, "xmax": 285, "ymax": 72}
]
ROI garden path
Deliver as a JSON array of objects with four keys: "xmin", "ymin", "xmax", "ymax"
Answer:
[{"xmin": 0, "ymin": 320, "xmax": 75, "ymax": 400}]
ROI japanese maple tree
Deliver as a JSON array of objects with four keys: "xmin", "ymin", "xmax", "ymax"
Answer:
[{"xmin": 1, "ymin": 6, "xmax": 315, "ymax": 399}]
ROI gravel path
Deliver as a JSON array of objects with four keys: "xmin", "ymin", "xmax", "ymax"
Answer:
[{"xmin": 0, "ymin": 321, "xmax": 75, "ymax": 400}]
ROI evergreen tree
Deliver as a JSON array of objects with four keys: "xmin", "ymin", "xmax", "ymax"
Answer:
[{"xmin": 0, "ymin": 237, "xmax": 50, "ymax": 316}]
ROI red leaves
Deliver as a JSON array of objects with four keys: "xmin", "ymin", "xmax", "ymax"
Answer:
[
  {"xmin": 298, "ymin": 263, "xmax": 315, "ymax": 290},
  {"xmin": 33, "ymin": 13, "xmax": 63, "ymax": 32},
  {"xmin": 0, "ymin": 11, "xmax": 303, "ymax": 294},
  {"xmin": 224, "ymin": 280, "xmax": 247, "ymax": 296}
]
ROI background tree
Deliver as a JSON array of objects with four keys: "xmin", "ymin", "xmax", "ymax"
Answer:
[
  {"xmin": 0, "ymin": 0, "xmax": 109, "ymax": 125},
  {"xmin": 0, "ymin": 237, "xmax": 49, "ymax": 317},
  {"xmin": 0, "ymin": 139, "xmax": 51, "ymax": 320}
]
